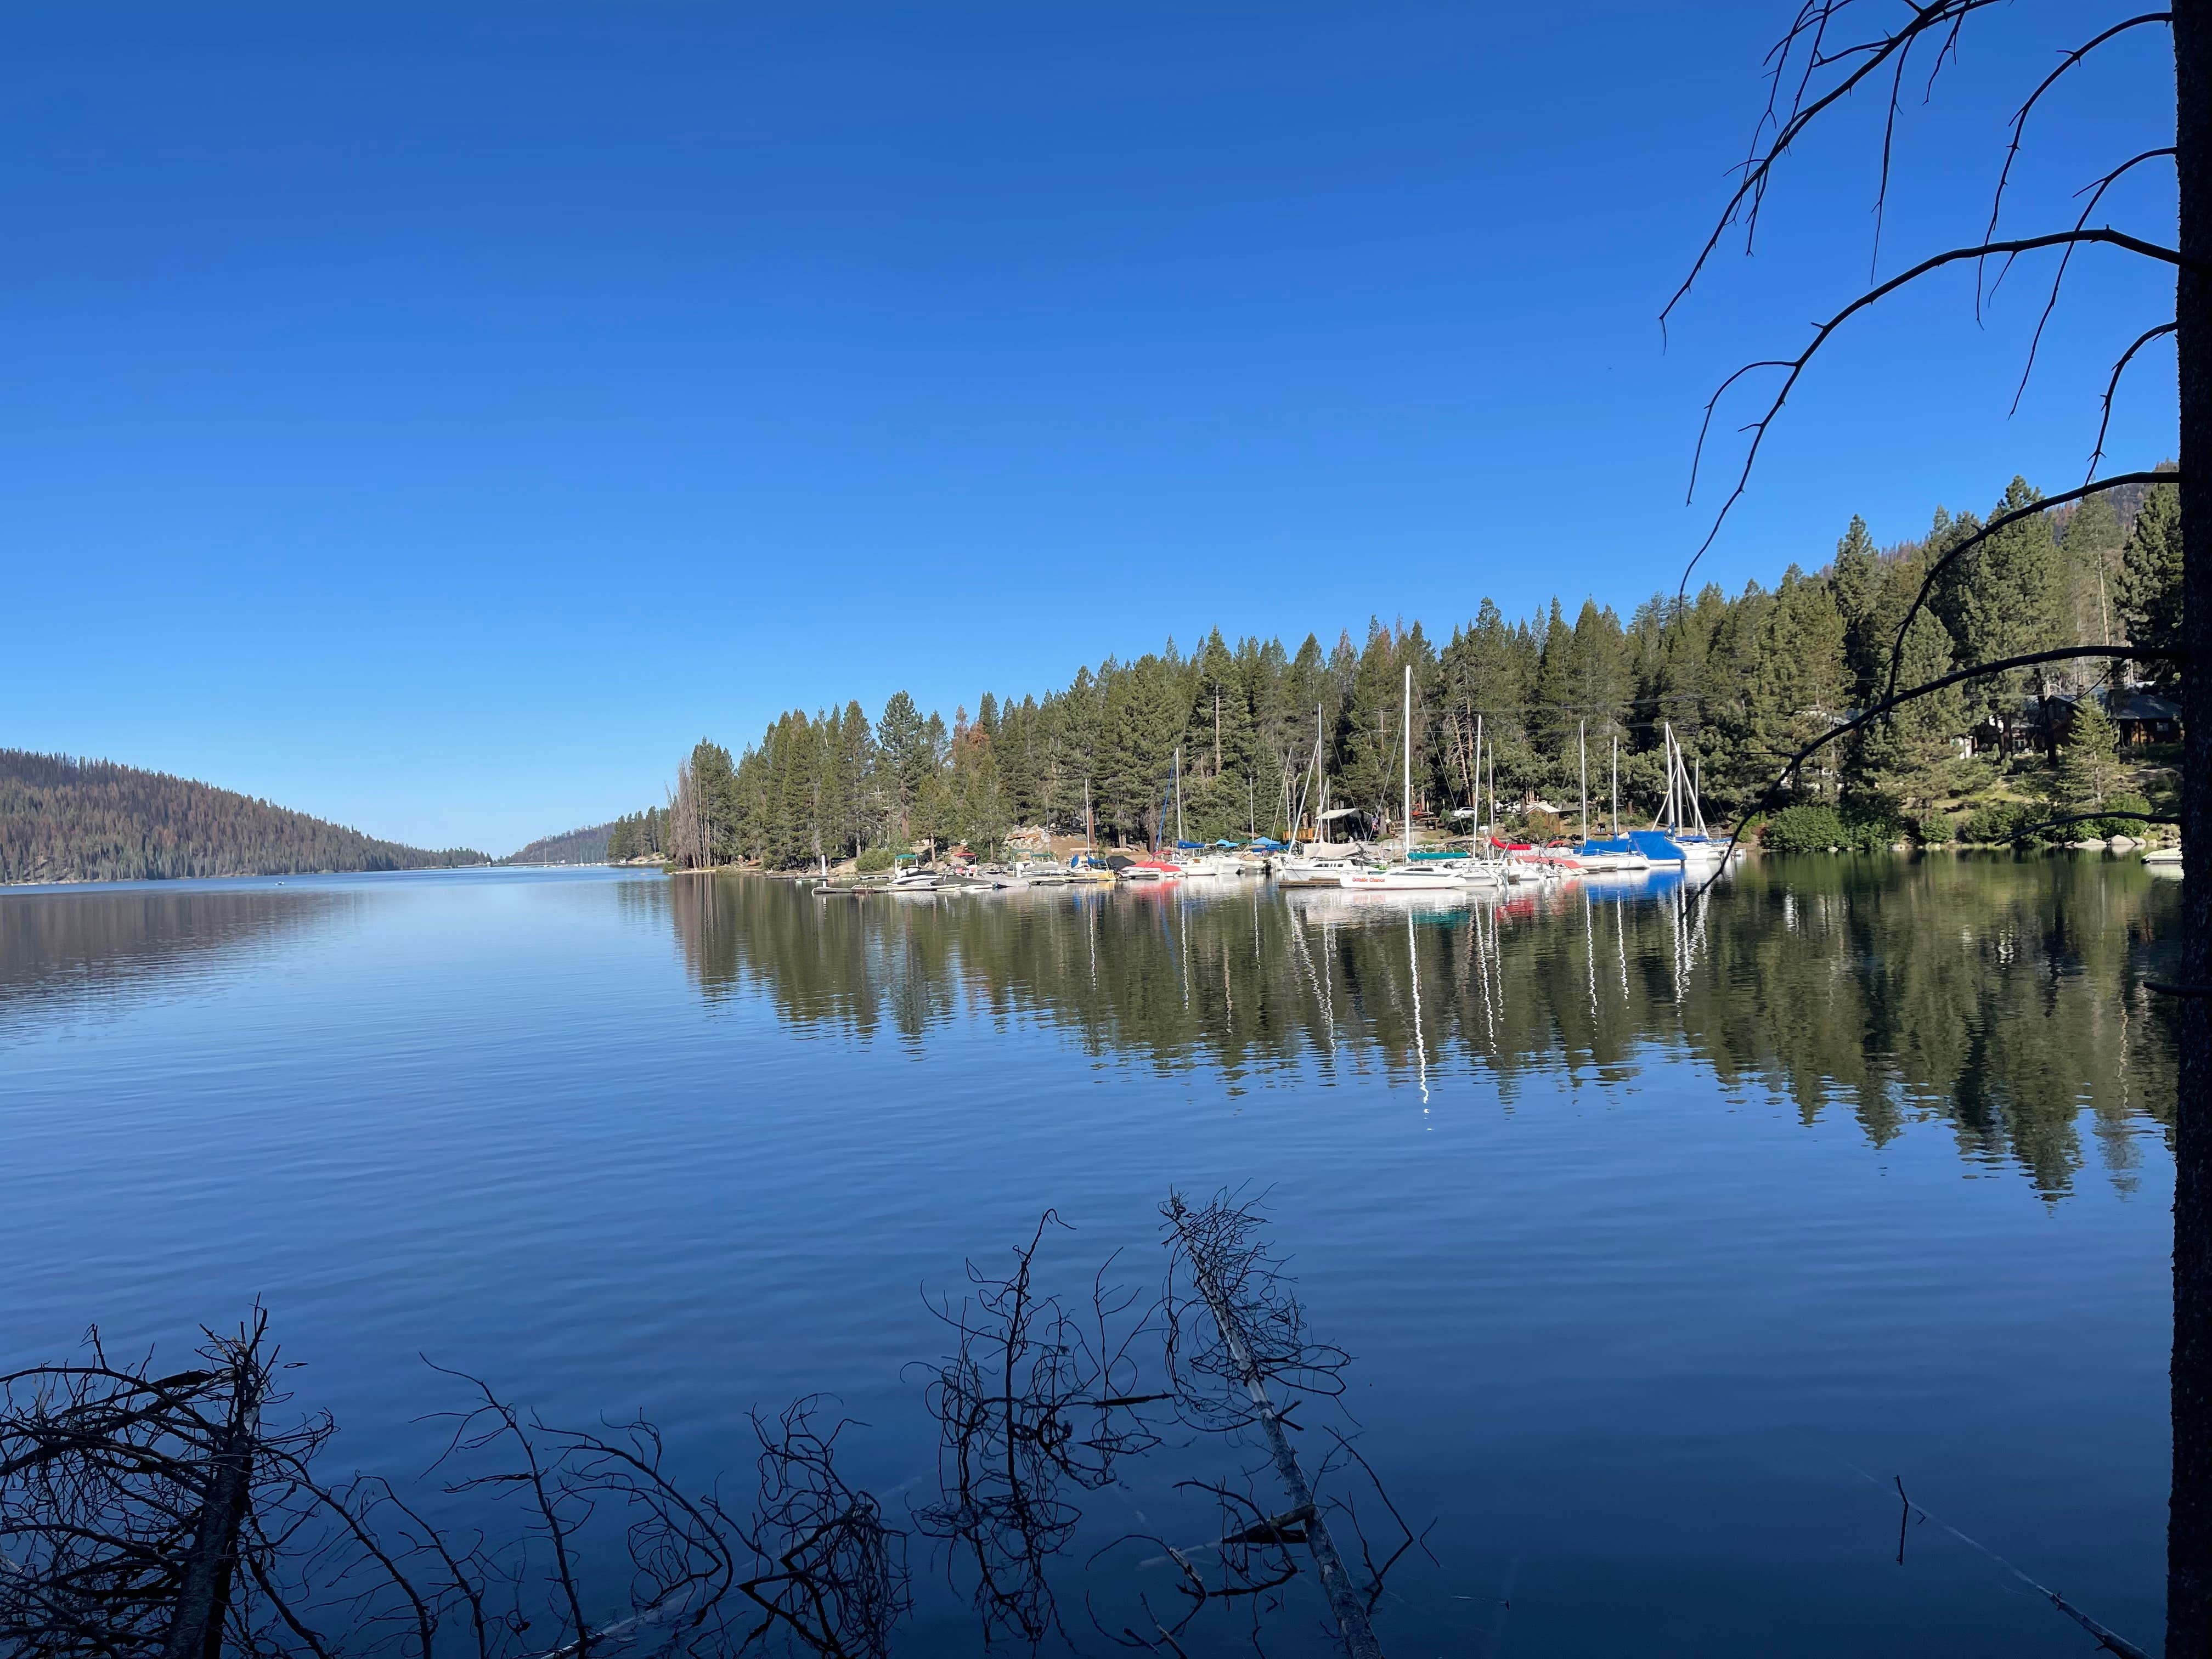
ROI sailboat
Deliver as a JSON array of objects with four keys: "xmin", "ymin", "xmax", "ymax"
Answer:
[
  {"xmin": 1657, "ymin": 725, "xmax": 1730, "ymax": 865},
  {"xmin": 1163, "ymin": 749, "xmax": 1230, "ymax": 876},
  {"xmin": 1612, "ymin": 725, "xmax": 1733, "ymax": 867},
  {"xmin": 1273, "ymin": 705, "xmax": 1356, "ymax": 887},
  {"xmin": 1340, "ymin": 667, "xmax": 1464, "ymax": 894},
  {"xmin": 1574, "ymin": 732, "xmax": 1651, "ymax": 874}
]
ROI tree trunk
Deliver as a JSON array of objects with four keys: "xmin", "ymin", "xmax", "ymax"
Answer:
[{"xmin": 2175, "ymin": 8, "xmax": 2212, "ymax": 1652}]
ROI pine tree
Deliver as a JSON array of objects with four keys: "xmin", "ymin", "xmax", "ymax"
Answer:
[
  {"xmin": 1854, "ymin": 606, "xmax": 1966, "ymax": 811},
  {"xmin": 1335, "ymin": 622, "xmax": 1400, "ymax": 829},
  {"xmin": 2057, "ymin": 695, "xmax": 2128, "ymax": 811},
  {"xmin": 2120, "ymin": 481, "xmax": 2183, "ymax": 692},
  {"xmin": 2061, "ymin": 492, "xmax": 2125, "ymax": 653},
  {"xmin": 1954, "ymin": 477, "xmax": 2064, "ymax": 751},
  {"xmin": 875, "ymin": 692, "xmax": 930, "ymax": 838},
  {"xmin": 1829, "ymin": 515, "xmax": 1883, "ymax": 701}
]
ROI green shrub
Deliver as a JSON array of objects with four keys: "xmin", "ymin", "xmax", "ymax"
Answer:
[
  {"xmin": 1912, "ymin": 810, "xmax": 1956, "ymax": 845},
  {"xmin": 1762, "ymin": 802, "xmax": 1901, "ymax": 854},
  {"xmin": 1960, "ymin": 803, "xmax": 2029, "ymax": 845},
  {"xmin": 1760, "ymin": 804, "xmax": 1845, "ymax": 853},
  {"xmin": 2079, "ymin": 792, "xmax": 2157, "ymax": 840},
  {"xmin": 855, "ymin": 847, "xmax": 898, "ymax": 874}
]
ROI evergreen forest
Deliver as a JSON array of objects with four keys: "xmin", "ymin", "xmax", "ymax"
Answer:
[
  {"xmin": 500, "ymin": 821, "xmax": 616, "ymax": 866},
  {"xmin": 0, "ymin": 752, "xmax": 488, "ymax": 884},
  {"xmin": 649, "ymin": 476, "xmax": 2185, "ymax": 869}
]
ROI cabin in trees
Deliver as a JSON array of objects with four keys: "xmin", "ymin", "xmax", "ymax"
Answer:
[{"xmin": 1974, "ymin": 688, "xmax": 2182, "ymax": 755}]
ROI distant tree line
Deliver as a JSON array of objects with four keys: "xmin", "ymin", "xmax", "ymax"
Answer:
[
  {"xmin": 0, "ymin": 751, "xmax": 487, "ymax": 883},
  {"xmin": 640, "ymin": 475, "xmax": 2181, "ymax": 870},
  {"xmin": 605, "ymin": 808, "xmax": 668, "ymax": 862},
  {"xmin": 498, "ymin": 820, "xmax": 615, "ymax": 866}
]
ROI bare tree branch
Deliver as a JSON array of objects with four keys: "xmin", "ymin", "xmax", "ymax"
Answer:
[
  {"xmin": 2005, "ymin": 149, "xmax": 2177, "ymax": 414},
  {"xmin": 1878, "ymin": 471, "xmax": 2179, "ymax": 713},
  {"xmin": 1984, "ymin": 12, "xmax": 2174, "ymax": 279},
  {"xmin": 1680, "ymin": 235, "xmax": 2188, "ymax": 597},
  {"xmin": 1662, "ymin": 0, "xmax": 2012, "ymax": 336},
  {"xmin": 2089, "ymin": 321, "xmax": 2180, "ymax": 479}
]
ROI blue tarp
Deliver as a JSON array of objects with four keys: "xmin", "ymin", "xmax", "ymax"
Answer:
[
  {"xmin": 1174, "ymin": 840, "xmax": 1203, "ymax": 849},
  {"xmin": 1246, "ymin": 838, "xmax": 1286, "ymax": 850},
  {"xmin": 1623, "ymin": 830, "xmax": 1688, "ymax": 864}
]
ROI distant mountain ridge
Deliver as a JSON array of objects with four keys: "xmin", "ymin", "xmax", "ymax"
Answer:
[
  {"xmin": 500, "ymin": 821, "xmax": 615, "ymax": 865},
  {"xmin": 0, "ymin": 751, "xmax": 487, "ymax": 884}
]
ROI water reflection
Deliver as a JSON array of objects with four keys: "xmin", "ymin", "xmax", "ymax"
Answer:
[
  {"xmin": 652, "ymin": 858, "xmax": 2178, "ymax": 1196},
  {"xmin": 0, "ymin": 884, "xmax": 360, "ymax": 1040}
]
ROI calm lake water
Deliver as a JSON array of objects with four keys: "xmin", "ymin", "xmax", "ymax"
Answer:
[{"xmin": 0, "ymin": 858, "xmax": 2183, "ymax": 1656}]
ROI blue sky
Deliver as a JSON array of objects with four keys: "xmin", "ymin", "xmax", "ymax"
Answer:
[{"xmin": 2, "ymin": 3, "xmax": 2180, "ymax": 853}]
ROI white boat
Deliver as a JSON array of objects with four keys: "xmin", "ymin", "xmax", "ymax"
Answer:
[
  {"xmin": 1013, "ymin": 860, "xmax": 1071, "ymax": 885},
  {"xmin": 1328, "ymin": 667, "xmax": 1479, "ymax": 898},
  {"xmin": 1575, "ymin": 849, "xmax": 1651, "ymax": 876},
  {"xmin": 887, "ymin": 869, "xmax": 943, "ymax": 894},
  {"xmin": 1654, "ymin": 724, "xmax": 1737, "ymax": 865},
  {"xmin": 1273, "ymin": 850, "xmax": 1357, "ymax": 888},
  {"xmin": 1340, "ymin": 864, "xmax": 1464, "ymax": 893},
  {"xmin": 1169, "ymin": 851, "xmax": 1237, "ymax": 877}
]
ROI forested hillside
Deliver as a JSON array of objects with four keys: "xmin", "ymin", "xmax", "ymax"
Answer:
[
  {"xmin": 643, "ymin": 472, "xmax": 2182, "ymax": 869},
  {"xmin": 0, "ymin": 752, "xmax": 487, "ymax": 883},
  {"xmin": 500, "ymin": 822, "xmax": 614, "ymax": 865}
]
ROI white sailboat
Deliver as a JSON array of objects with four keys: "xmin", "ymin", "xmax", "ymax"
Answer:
[
  {"xmin": 1660, "ymin": 724, "xmax": 1730, "ymax": 865},
  {"xmin": 1344, "ymin": 667, "xmax": 1464, "ymax": 894}
]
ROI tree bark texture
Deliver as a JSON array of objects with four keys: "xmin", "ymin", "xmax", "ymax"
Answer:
[{"xmin": 2175, "ymin": 8, "xmax": 2212, "ymax": 1654}]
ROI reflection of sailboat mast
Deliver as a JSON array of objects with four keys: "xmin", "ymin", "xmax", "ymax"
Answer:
[
  {"xmin": 1470, "ymin": 902, "xmax": 1496, "ymax": 1052},
  {"xmin": 1583, "ymin": 885, "xmax": 1598, "ymax": 1023},
  {"xmin": 1178, "ymin": 890, "xmax": 1190, "ymax": 1012},
  {"xmin": 1286, "ymin": 909, "xmax": 1337, "ymax": 1058},
  {"xmin": 1407, "ymin": 909, "xmax": 1430, "ymax": 1109},
  {"xmin": 1671, "ymin": 885, "xmax": 1686, "ymax": 1005},
  {"xmin": 1490, "ymin": 899, "xmax": 1504, "ymax": 1017},
  {"xmin": 1616, "ymin": 890, "xmax": 1629, "ymax": 1001}
]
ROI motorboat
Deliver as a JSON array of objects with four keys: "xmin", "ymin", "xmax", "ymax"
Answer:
[
  {"xmin": 1273, "ymin": 849, "xmax": 1357, "ymax": 888},
  {"xmin": 1013, "ymin": 859, "xmax": 1071, "ymax": 885},
  {"xmin": 1572, "ymin": 836, "xmax": 1652, "ymax": 875},
  {"xmin": 1339, "ymin": 863, "xmax": 1465, "ymax": 893},
  {"xmin": 1109, "ymin": 854, "xmax": 1182, "ymax": 883}
]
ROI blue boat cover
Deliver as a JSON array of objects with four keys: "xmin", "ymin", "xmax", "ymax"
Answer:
[{"xmin": 1624, "ymin": 830, "xmax": 1688, "ymax": 863}]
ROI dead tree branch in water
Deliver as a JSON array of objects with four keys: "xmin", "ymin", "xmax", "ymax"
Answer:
[
  {"xmin": 731, "ymin": 1400, "xmax": 907, "ymax": 1659},
  {"xmin": 1150, "ymin": 1190, "xmax": 1402, "ymax": 1659},
  {"xmin": 0, "ymin": 1310, "xmax": 328, "ymax": 1659},
  {"xmin": 913, "ymin": 1210, "xmax": 1164, "ymax": 1649},
  {"xmin": 2, "ymin": 1322, "xmax": 909, "ymax": 1659}
]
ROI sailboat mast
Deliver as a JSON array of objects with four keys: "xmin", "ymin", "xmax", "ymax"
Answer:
[
  {"xmin": 1611, "ymin": 733, "xmax": 1620, "ymax": 837},
  {"xmin": 1474, "ymin": 713, "xmax": 1484, "ymax": 845},
  {"xmin": 1402, "ymin": 663, "xmax": 1413, "ymax": 864},
  {"xmin": 1175, "ymin": 746, "xmax": 1184, "ymax": 846},
  {"xmin": 1578, "ymin": 720, "xmax": 1588, "ymax": 844}
]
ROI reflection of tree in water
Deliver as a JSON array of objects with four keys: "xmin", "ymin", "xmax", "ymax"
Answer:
[
  {"xmin": 0, "ymin": 887, "xmax": 362, "ymax": 1040},
  {"xmin": 653, "ymin": 860, "xmax": 2177, "ymax": 1196}
]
